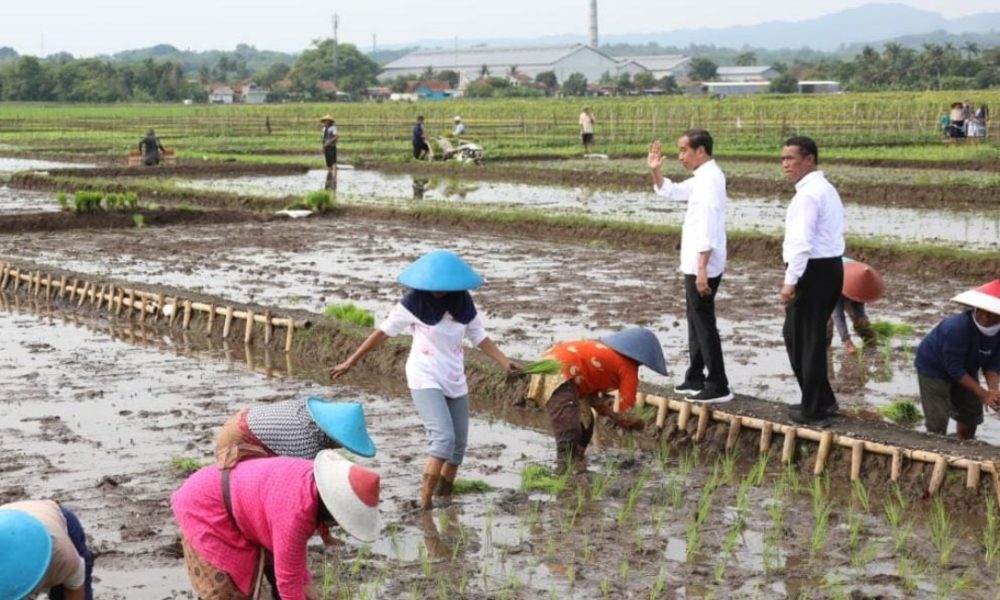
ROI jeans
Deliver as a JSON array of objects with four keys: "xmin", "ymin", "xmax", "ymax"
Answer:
[{"xmin": 411, "ymin": 388, "xmax": 470, "ymax": 464}]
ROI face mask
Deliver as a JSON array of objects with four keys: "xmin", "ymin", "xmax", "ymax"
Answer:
[{"xmin": 974, "ymin": 309, "xmax": 1000, "ymax": 337}]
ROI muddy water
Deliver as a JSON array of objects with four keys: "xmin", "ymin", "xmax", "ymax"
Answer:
[
  {"xmin": 0, "ymin": 157, "xmax": 95, "ymax": 172},
  {"xmin": 0, "ymin": 185, "xmax": 59, "ymax": 214},
  {"xmin": 2, "ymin": 217, "xmax": 994, "ymax": 444},
  {"xmin": 2, "ymin": 295, "xmax": 997, "ymax": 599},
  {"xmin": 176, "ymin": 169, "xmax": 1000, "ymax": 249}
]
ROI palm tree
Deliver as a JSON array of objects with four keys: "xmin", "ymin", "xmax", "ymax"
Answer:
[
  {"xmin": 962, "ymin": 42, "xmax": 980, "ymax": 59},
  {"xmin": 735, "ymin": 52, "xmax": 757, "ymax": 66}
]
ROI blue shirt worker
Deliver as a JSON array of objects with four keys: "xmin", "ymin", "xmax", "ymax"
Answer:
[
  {"xmin": 915, "ymin": 279, "xmax": 1000, "ymax": 440},
  {"xmin": 412, "ymin": 115, "xmax": 429, "ymax": 160}
]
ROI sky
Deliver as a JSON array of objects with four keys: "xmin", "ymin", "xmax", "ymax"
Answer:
[{"xmin": 2, "ymin": 0, "xmax": 996, "ymax": 57}]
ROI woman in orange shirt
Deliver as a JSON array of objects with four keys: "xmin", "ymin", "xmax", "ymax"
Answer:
[{"xmin": 533, "ymin": 327, "xmax": 667, "ymax": 470}]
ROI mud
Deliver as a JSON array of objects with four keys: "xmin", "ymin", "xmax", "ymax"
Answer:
[
  {"xmin": 46, "ymin": 162, "xmax": 309, "ymax": 180},
  {"xmin": 0, "ymin": 207, "xmax": 269, "ymax": 235},
  {"xmin": 0, "ymin": 185, "xmax": 60, "ymax": 214}
]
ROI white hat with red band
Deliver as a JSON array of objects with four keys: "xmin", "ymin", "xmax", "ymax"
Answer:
[
  {"xmin": 951, "ymin": 279, "xmax": 1000, "ymax": 316},
  {"xmin": 314, "ymin": 450, "xmax": 381, "ymax": 542}
]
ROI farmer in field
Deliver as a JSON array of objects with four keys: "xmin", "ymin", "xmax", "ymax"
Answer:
[
  {"xmin": 329, "ymin": 250, "xmax": 517, "ymax": 510},
  {"xmin": 528, "ymin": 327, "xmax": 668, "ymax": 471},
  {"xmin": 452, "ymin": 115, "xmax": 466, "ymax": 136},
  {"xmin": 0, "ymin": 500, "xmax": 94, "ymax": 600},
  {"xmin": 827, "ymin": 259, "xmax": 883, "ymax": 354},
  {"xmin": 215, "ymin": 398, "xmax": 376, "ymax": 469},
  {"xmin": 320, "ymin": 114, "xmax": 339, "ymax": 177},
  {"xmin": 779, "ymin": 136, "xmax": 845, "ymax": 427},
  {"xmin": 138, "ymin": 128, "xmax": 165, "ymax": 166},
  {"xmin": 412, "ymin": 115, "xmax": 430, "ymax": 160},
  {"xmin": 648, "ymin": 129, "xmax": 732, "ymax": 403},
  {"xmin": 915, "ymin": 279, "xmax": 1000, "ymax": 440},
  {"xmin": 579, "ymin": 107, "xmax": 596, "ymax": 155},
  {"xmin": 172, "ymin": 451, "xmax": 380, "ymax": 600}
]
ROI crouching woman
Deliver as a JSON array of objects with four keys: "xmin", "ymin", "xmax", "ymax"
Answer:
[{"xmin": 172, "ymin": 451, "xmax": 380, "ymax": 600}]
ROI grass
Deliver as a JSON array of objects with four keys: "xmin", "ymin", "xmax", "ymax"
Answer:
[
  {"xmin": 985, "ymin": 495, "xmax": 1000, "ymax": 567},
  {"xmin": 170, "ymin": 456, "xmax": 205, "ymax": 475},
  {"xmin": 877, "ymin": 398, "xmax": 923, "ymax": 427},
  {"xmin": 324, "ymin": 303, "xmax": 375, "ymax": 327},
  {"xmin": 452, "ymin": 478, "xmax": 493, "ymax": 494},
  {"xmin": 929, "ymin": 495, "xmax": 959, "ymax": 566}
]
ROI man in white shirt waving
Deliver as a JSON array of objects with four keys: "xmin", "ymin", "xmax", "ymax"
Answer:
[
  {"xmin": 780, "ymin": 136, "xmax": 845, "ymax": 426},
  {"xmin": 648, "ymin": 129, "xmax": 732, "ymax": 403}
]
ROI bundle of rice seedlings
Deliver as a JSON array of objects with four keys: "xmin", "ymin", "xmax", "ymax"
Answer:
[
  {"xmin": 452, "ymin": 479, "xmax": 493, "ymax": 494},
  {"xmin": 870, "ymin": 320, "xmax": 917, "ymax": 342},
  {"xmin": 520, "ymin": 463, "xmax": 571, "ymax": 494},
  {"xmin": 517, "ymin": 358, "xmax": 564, "ymax": 376},
  {"xmin": 877, "ymin": 398, "xmax": 923, "ymax": 427},
  {"xmin": 324, "ymin": 303, "xmax": 374, "ymax": 327}
]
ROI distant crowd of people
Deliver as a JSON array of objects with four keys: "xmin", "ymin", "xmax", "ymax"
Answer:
[{"xmin": 940, "ymin": 100, "xmax": 990, "ymax": 138}]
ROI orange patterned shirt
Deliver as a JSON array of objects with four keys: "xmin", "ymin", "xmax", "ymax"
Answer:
[{"xmin": 545, "ymin": 340, "xmax": 640, "ymax": 412}]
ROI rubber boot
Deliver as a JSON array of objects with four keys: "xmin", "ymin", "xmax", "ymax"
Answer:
[{"xmin": 421, "ymin": 474, "xmax": 440, "ymax": 511}]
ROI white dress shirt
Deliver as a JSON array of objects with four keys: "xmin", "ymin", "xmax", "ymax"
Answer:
[
  {"xmin": 379, "ymin": 303, "xmax": 488, "ymax": 397},
  {"xmin": 782, "ymin": 170, "xmax": 845, "ymax": 285},
  {"xmin": 653, "ymin": 159, "xmax": 728, "ymax": 277}
]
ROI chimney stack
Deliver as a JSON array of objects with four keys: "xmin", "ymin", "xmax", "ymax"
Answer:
[{"xmin": 588, "ymin": 0, "xmax": 598, "ymax": 48}]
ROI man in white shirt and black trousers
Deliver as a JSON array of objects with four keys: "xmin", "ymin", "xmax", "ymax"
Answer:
[
  {"xmin": 780, "ymin": 136, "xmax": 845, "ymax": 427},
  {"xmin": 648, "ymin": 129, "xmax": 733, "ymax": 403}
]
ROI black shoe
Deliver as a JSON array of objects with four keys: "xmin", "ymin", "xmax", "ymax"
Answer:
[
  {"xmin": 790, "ymin": 403, "xmax": 839, "ymax": 418},
  {"xmin": 788, "ymin": 408, "xmax": 833, "ymax": 428},
  {"xmin": 689, "ymin": 388, "xmax": 734, "ymax": 403},
  {"xmin": 674, "ymin": 381, "xmax": 704, "ymax": 396}
]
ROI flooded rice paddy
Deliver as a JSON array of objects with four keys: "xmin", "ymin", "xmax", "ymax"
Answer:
[{"xmin": 176, "ymin": 169, "xmax": 1000, "ymax": 249}]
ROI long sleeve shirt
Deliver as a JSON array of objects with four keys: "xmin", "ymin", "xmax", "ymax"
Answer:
[
  {"xmin": 379, "ymin": 303, "xmax": 488, "ymax": 397},
  {"xmin": 653, "ymin": 159, "xmax": 728, "ymax": 277},
  {"xmin": 171, "ymin": 458, "xmax": 321, "ymax": 598},
  {"xmin": 545, "ymin": 340, "xmax": 640, "ymax": 412},
  {"xmin": 915, "ymin": 311, "xmax": 1000, "ymax": 383},
  {"xmin": 782, "ymin": 170, "xmax": 845, "ymax": 285}
]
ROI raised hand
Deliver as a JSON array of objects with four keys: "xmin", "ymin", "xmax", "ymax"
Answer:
[{"xmin": 647, "ymin": 140, "xmax": 667, "ymax": 171}]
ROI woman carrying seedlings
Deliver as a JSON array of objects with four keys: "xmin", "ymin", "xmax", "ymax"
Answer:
[
  {"xmin": 915, "ymin": 279, "xmax": 1000, "ymax": 440},
  {"xmin": 0, "ymin": 500, "xmax": 94, "ymax": 600},
  {"xmin": 329, "ymin": 250, "xmax": 517, "ymax": 510},
  {"xmin": 215, "ymin": 398, "xmax": 376, "ymax": 468},
  {"xmin": 172, "ymin": 450, "xmax": 380, "ymax": 600},
  {"xmin": 527, "ymin": 327, "xmax": 668, "ymax": 471}
]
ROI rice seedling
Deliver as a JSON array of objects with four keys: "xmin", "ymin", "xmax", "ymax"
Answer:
[
  {"xmin": 452, "ymin": 479, "xmax": 493, "ymax": 494},
  {"xmin": 419, "ymin": 546, "xmax": 432, "ymax": 578},
  {"xmin": 583, "ymin": 534, "xmax": 593, "ymax": 562},
  {"xmin": 929, "ymin": 495, "xmax": 959, "ymax": 566},
  {"xmin": 616, "ymin": 468, "xmax": 649, "ymax": 525},
  {"xmin": 655, "ymin": 439, "xmax": 672, "ymax": 469},
  {"xmin": 846, "ymin": 505, "xmax": 863, "ymax": 552},
  {"xmin": 851, "ymin": 479, "xmax": 871, "ymax": 512},
  {"xmin": 305, "ymin": 190, "xmax": 333, "ymax": 212},
  {"xmin": 55, "ymin": 192, "xmax": 68, "ymax": 210},
  {"xmin": 515, "ymin": 358, "xmax": 563, "ymax": 376},
  {"xmin": 809, "ymin": 476, "xmax": 831, "ymax": 558},
  {"xmin": 686, "ymin": 463, "xmax": 723, "ymax": 560},
  {"xmin": 878, "ymin": 398, "xmax": 923, "ymax": 427},
  {"xmin": 349, "ymin": 545, "xmax": 371, "ymax": 577},
  {"xmin": 599, "ymin": 576, "xmax": 611, "ymax": 597},
  {"xmin": 324, "ymin": 303, "xmax": 374, "ymax": 327},
  {"xmin": 520, "ymin": 463, "xmax": 572, "ymax": 494},
  {"xmin": 619, "ymin": 558, "xmax": 630, "ymax": 584},
  {"xmin": 870, "ymin": 320, "xmax": 917, "ymax": 343},
  {"xmin": 984, "ymin": 495, "xmax": 1000, "ymax": 566},
  {"xmin": 850, "ymin": 542, "xmax": 879, "ymax": 571},
  {"xmin": 747, "ymin": 451, "xmax": 769, "ymax": 487},
  {"xmin": 666, "ymin": 479, "xmax": 684, "ymax": 510},
  {"xmin": 566, "ymin": 562, "xmax": 576, "ymax": 586},
  {"xmin": 649, "ymin": 568, "xmax": 667, "ymax": 599},
  {"xmin": 169, "ymin": 456, "xmax": 204, "ymax": 475},
  {"xmin": 720, "ymin": 451, "xmax": 737, "ymax": 484},
  {"xmin": 589, "ymin": 464, "xmax": 616, "ymax": 501},
  {"xmin": 132, "ymin": 213, "xmax": 145, "ymax": 229}
]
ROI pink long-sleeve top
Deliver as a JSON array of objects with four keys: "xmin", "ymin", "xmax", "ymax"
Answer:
[{"xmin": 171, "ymin": 456, "xmax": 320, "ymax": 598}]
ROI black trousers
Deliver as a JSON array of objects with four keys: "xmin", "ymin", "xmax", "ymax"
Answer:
[
  {"xmin": 683, "ymin": 274, "xmax": 728, "ymax": 392},
  {"xmin": 784, "ymin": 257, "xmax": 843, "ymax": 417}
]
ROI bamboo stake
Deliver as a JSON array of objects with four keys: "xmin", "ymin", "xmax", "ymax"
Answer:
[
  {"xmin": 967, "ymin": 462, "xmax": 981, "ymax": 490},
  {"xmin": 634, "ymin": 392, "xmax": 647, "ymax": 411},
  {"xmin": 759, "ymin": 422, "xmax": 773, "ymax": 453},
  {"xmin": 115, "ymin": 288, "xmax": 124, "ymax": 316},
  {"xmin": 264, "ymin": 311, "xmax": 273, "ymax": 345},
  {"xmin": 726, "ymin": 415, "xmax": 742, "ymax": 451},
  {"xmin": 155, "ymin": 294, "xmax": 165, "ymax": 321},
  {"xmin": 57, "ymin": 276, "xmax": 66, "ymax": 299},
  {"xmin": 126, "ymin": 290, "xmax": 135, "ymax": 317},
  {"xmin": 677, "ymin": 402, "xmax": 692, "ymax": 430},
  {"xmin": 245, "ymin": 342, "xmax": 255, "ymax": 370},
  {"xmin": 100, "ymin": 285, "xmax": 110, "ymax": 310},
  {"xmin": 645, "ymin": 395, "xmax": 668, "ymax": 428},
  {"xmin": 284, "ymin": 319, "xmax": 294, "ymax": 352},
  {"xmin": 992, "ymin": 463, "xmax": 1000, "ymax": 508},
  {"xmin": 223, "ymin": 306, "xmax": 234, "ymax": 338},
  {"xmin": 782, "ymin": 427, "xmax": 797, "ymax": 463},
  {"xmin": 694, "ymin": 406, "xmax": 711, "ymax": 443},
  {"xmin": 244, "ymin": 310, "xmax": 255, "ymax": 344},
  {"xmin": 32, "ymin": 271, "xmax": 40, "ymax": 297},
  {"xmin": 182, "ymin": 301, "xmax": 193, "ymax": 330},
  {"xmin": 13, "ymin": 270, "xmax": 22, "ymax": 292},
  {"xmin": 42, "ymin": 273, "xmax": 51, "ymax": 299},
  {"xmin": 77, "ymin": 282, "xmax": 89, "ymax": 307},
  {"xmin": 928, "ymin": 455, "xmax": 948, "ymax": 495},
  {"xmin": 0, "ymin": 264, "xmax": 8, "ymax": 290},
  {"xmin": 850, "ymin": 440, "xmax": 864, "ymax": 482},
  {"xmin": 206, "ymin": 304, "xmax": 216, "ymax": 334},
  {"xmin": 137, "ymin": 295, "xmax": 146, "ymax": 323},
  {"xmin": 285, "ymin": 352, "xmax": 294, "ymax": 377},
  {"xmin": 169, "ymin": 297, "xmax": 180, "ymax": 326},
  {"xmin": 890, "ymin": 449, "xmax": 903, "ymax": 482}
]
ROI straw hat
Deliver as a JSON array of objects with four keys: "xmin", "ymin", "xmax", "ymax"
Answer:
[
  {"xmin": 842, "ymin": 261, "xmax": 885, "ymax": 303},
  {"xmin": 0, "ymin": 509, "xmax": 52, "ymax": 599},
  {"xmin": 319, "ymin": 114, "xmax": 335, "ymax": 123},
  {"xmin": 314, "ymin": 450, "xmax": 380, "ymax": 542},
  {"xmin": 306, "ymin": 398, "xmax": 377, "ymax": 458},
  {"xmin": 397, "ymin": 250, "xmax": 484, "ymax": 292},
  {"xmin": 952, "ymin": 279, "xmax": 1000, "ymax": 316},
  {"xmin": 454, "ymin": 115, "xmax": 462, "ymax": 121},
  {"xmin": 601, "ymin": 327, "xmax": 668, "ymax": 376}
]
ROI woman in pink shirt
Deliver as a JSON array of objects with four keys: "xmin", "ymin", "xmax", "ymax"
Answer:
[
  {"xmin": 330, "ymin": 250, "xmax": 516, "ymax": 510},
  {"xmin": 171, "ymin": 450, "xmax": 380, "ymax": 600}
]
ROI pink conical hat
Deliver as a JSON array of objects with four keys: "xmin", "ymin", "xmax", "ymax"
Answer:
[{"xmin": 951, "ymin": 279, "xmax": 1000, "ymax": 316}]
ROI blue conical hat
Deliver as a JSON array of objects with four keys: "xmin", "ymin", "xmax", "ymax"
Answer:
[
  {"xmin": 397, "ymin": 250, "xmax": 484, "ymax": 292},
  {"xmin": 600, "ymin": 327, "xmax": 668, "ymax": 376},
  {"xmin": 306, "ymin": 398, "xmax": 377, "ymax": 458},
  {"xmin": 0, "ymin": 509, "xmax": 52, "ymax": 600}
]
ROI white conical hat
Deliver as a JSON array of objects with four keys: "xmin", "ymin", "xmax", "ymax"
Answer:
[
  {"xmin": 313, "ymin": 450, "xmax": 380, "ymax": 542},
  {"xmin": 951, "ymin": 279, "xmax": 1000, "ymax": 316}
]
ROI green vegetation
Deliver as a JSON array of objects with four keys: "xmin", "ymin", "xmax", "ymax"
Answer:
[
  {"xmin": 870, "ymin": 320, "xmax": 918, "ymax": 342},
  {"xmin": 520, "ymin": 463, "xmax": 572, "ymax": 494},
  {"xmin": 452, "ymin": 479, "xmax": 493, "ymax": 494},
  {"xmin": 170, "ymin": 456, "xmax": 205, "ymax": 475},
  {"xmin": 132, "ymin": 213, "xmax": 146, "ymax": 229},
  {"xmin": 323, "ymin": 303, "xmax": 374, "ymax": 327},
  {"xmin": 878, "ymin": 398, "xmax": 924, "ymax": 427},
  {"xmin": 517, "ymin": 358, "xmax": 564, "ymax": 376}
]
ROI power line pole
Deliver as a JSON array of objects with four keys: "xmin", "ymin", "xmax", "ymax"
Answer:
[{"xmin": 331, "ymin": 14, "xmax": 339, "ymax": 87}]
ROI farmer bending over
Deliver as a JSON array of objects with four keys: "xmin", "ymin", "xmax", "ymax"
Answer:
[
  {"xmin": 915, "ymin": 279, "xmax": 1000, "ymax": 440},
  {"xmin": 215, "ymin": 398, "xmax": 376, "ymax": 469},
  {"xmin": 172, "ymin": 451, "xmax": 380, "ymax": 600},
  {"xmin": 528, "ymin": 327, "xmax": 667, "ymax": 471},
  {"xmin": 827, "ymin": 258, "xmax": 883, "ymax": 354},
  {"xmin": 0, "ymin": 500, "xmax": 94, "ymax": 600}
]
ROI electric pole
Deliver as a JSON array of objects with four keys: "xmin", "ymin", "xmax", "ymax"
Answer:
[{"xmin": 331, "ymin": 14, "xmax": 339, "ymax": 88}]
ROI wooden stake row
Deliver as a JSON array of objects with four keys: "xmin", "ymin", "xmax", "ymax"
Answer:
[{"xmin": 0, "ymin": 262, "xmax": 308, "ymax": 352}]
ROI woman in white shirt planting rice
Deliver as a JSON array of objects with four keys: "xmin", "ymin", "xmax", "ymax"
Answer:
[{"xmin": 330, "ymin": 250, "xmax": 516, "ymax": 510}]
